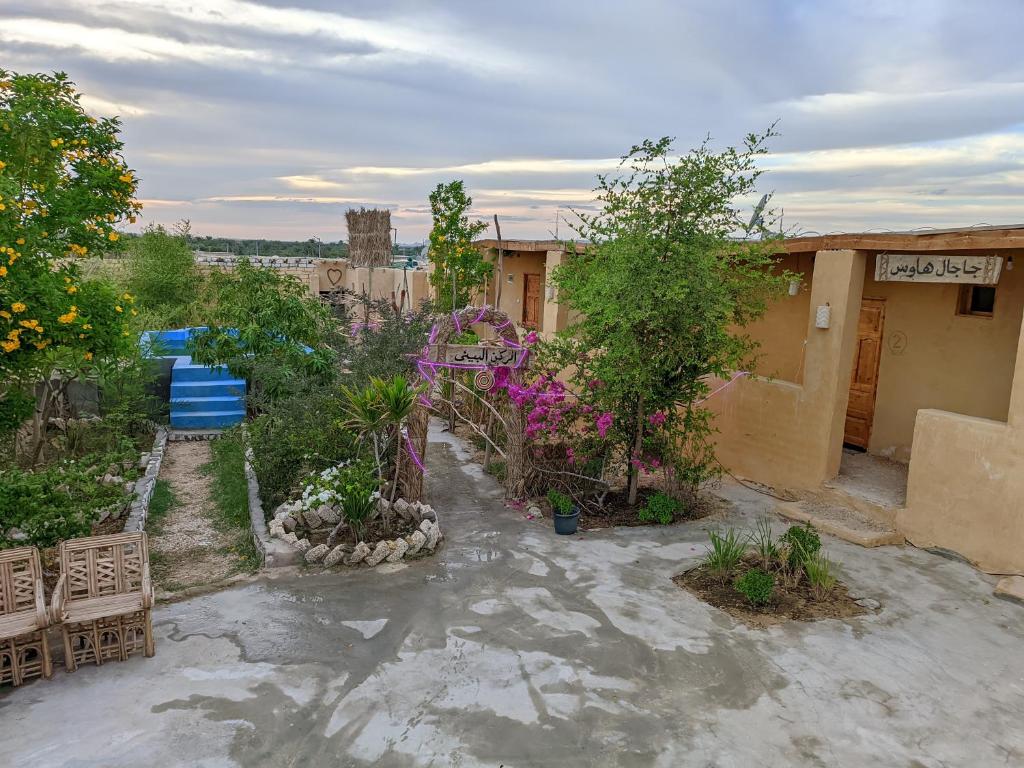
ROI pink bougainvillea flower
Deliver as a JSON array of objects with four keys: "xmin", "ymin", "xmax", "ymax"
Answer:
[
  {"xmin": 595, "ymin": 411, "xmax": 613, "ymax": 438},
  {"xmin": 523, "ymin": 330, "xmax": 539, "ymax": 345},
  {"xmin": 648, "ymin": 411, "xmax": 667, "ymax": 426}
]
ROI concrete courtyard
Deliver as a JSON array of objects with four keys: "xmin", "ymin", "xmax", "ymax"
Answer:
[{"xmin": 1, "ymin": 428, "xmax": 1022, "ymax": 767}]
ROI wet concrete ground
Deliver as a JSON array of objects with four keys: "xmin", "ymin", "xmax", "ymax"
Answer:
[{"xmin": 2, "ymin": 426, "xmax": 1022, "ymax": 767}]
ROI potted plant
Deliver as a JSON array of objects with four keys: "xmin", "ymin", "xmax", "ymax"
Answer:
[{"xmin": 547, "ymin": 489, "xmax": 580, "ymax": 535}]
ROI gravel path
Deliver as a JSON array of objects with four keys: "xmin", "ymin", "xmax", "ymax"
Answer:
[{"xmin": 151, "ymin": 441, "xmax": 237, "ymax": 593}]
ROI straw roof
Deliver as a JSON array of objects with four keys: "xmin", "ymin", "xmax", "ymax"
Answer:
[{"xmin": 345, "ymin": 207, "xmax": 393, "ymax": 267}]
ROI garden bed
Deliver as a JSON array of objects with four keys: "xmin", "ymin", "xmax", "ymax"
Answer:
[
  {"xmin": 674, "ymin": 556, "xmax": 865, "ymax": 628},
  {"xmin": 532, "ymin": 487, "xmax": 722, "ymax": 529}
]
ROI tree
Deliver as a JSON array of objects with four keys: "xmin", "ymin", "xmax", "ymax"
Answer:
[
  {"xmin": 125, "ymin": 223, "xmax": 205, "ymax": 328},
  {"xmin": 550, "ymin": 131, "xmax": 790, "ymax": 505},
  {"xmin": 189, "ymin": 259, "xmax": 341, "ymax": 406},
  {"xmin": 0, "ymin": 70, "xmax": 141, "ymax": 458},
  {"xmin": 427, "ymin": 180, "xmax": 490, "ymax": 311}
]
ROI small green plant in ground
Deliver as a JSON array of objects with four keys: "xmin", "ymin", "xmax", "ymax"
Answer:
[
  {"xmin": 734, "ymin": 568, "xmax": 774, "ymax": 607},
  {"xmin": 205, "ymin": 434, "xmax": 261, "ymax": 573},
  {"xmin": 804, "ymin": 551, "xmax": 837, "ymax": 600},
  {"xmin": 748, "ymin": 517, "xmax": 781, "ymax": 570},
  {"xmin": 703, "ymin": 528, "xmax": 747, "ymax": 581},
  {"xmin": 780, "ymin": 523, "xmax": 821, "ymax": 569},
  {"xmin": 145, "ymin": 480, "xmax": 178, "ymax": 534},
  {"xmin": 638, "ymin": 491, "xmax": 680, "ymax": 525},
  {"xmin": 546, "ymin": 489, "xmax": 574, "ymax": 516}
]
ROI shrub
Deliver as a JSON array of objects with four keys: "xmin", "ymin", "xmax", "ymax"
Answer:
[
  {"xmin": 299, "ymin": 458, "xmax": 379, "ymax": 512},
  {"xmin": 703, "ymin": 528, "xmax": 747, "ymax": 580},
  {"xmin": 546, "ymin": 488, "xmax": 574, "ymax": 516},
  {"xmin": 748, "ymin": 517, "xmax": 781, "ymax": 570},
  {"xmin": 0, "ymin": 449, "xmax": 136, "ymax": 549},
  {"xmin": 124, "ymin": 224, "xmax": 205, "ymax": 327},
  {"xmin": 248, "ymin": 391, "xmax": 358, "ymax": 509},
  {"xmin": 734, "ymin": 568, "xmax": 774, "ymax": 607},
  {"xmin": 804, "ymin": 552, "xmax": 837, "ymax": 600},
  {"xmin": 638, "ymin": 491, "xmax": 679, "ymax": 524},
  {"xmin": 780, "ymin": 523, "xmax": 821, "ymax": 569}
]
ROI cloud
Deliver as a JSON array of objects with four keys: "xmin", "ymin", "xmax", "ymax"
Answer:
[{"xmin": 2, "ymin": 0, "xmax": 1023, "ymax": 240}]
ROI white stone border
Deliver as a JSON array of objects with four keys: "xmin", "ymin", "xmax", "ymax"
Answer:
[
  {"xmin": 123, "ymin": 427, "xmax": 168, "ymax": 532},
  {"xmin": 241, "ymin": 428, "xmax": 302, "ymax": 569},
  {"xmin": 267, "ymin": 499, "xmax": 444, "ymax": 569}
]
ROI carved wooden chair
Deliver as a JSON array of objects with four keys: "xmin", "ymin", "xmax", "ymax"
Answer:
[
  {"xmin": 51, "ymin": 532, "xmax": 155, "ymax": 672},
  {"xmin": 0, "ymin": 546, "xmax": 52, "ymax": 686}
]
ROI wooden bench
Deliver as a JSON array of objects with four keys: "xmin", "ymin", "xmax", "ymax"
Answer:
[
  {"xmin": 51, "ymin": 532, "xmax": 155, "ymax": 672},
  {"xmin": 0, "ymin": 546, "xmax": 52, "ymax": 686}
]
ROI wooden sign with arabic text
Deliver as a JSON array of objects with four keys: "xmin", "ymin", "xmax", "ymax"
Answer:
[
  {"xmin": 428, "ymin": 344, "xmax": 528, "ymax": 367},
  {"xmin": 875, "ymin": 254, "xmax": 1002, "ymax": 284}
]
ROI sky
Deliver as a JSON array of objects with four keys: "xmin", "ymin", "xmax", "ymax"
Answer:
[{"xmin": 3, "ymin": 0, "xmax": 1024, "ymax": 243}]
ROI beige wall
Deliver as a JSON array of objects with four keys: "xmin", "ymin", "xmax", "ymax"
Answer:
[
  {"xmin": 864, "ymin": 250, "xmax": 1024, "ymax": 461},
  {"xmin": 899, "ymin": 298, "xmax": 1024, "ymax": 575},
  {"xmin": 743, "ymin": 253, "xmax": 815, "ymax": 383},
  {"xmin": 708, "ymin": 250, "xmax": 866, "ymax": 489},
  {"xmin": 481, "ymin": 250, "xmax": 547, "ymax": 329}
]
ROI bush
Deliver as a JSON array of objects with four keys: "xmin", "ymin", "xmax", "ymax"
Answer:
[
  {"xmin": 734, "ymin": 568, "xmax": 774, "ymax": 607},
  {"xmin": 638, "ymin": 491, "xmax": 679, "ymax": 524},
  {"xmin": 0, "ymin": 449, "xmax": 136, "ymax": 549},
  {"xmin": 124, "ymin": 224, "xmax": 205, "ymax": 327},
  {"xmin": 248, "ymin": 391, "xmax": 358, "ymax": 509},
  {"xmin": 780, "ymin": 523, "xmax": 821, "ymax": 569},
  {"xmin": 703, "ymin": 528, "xmax": 747, "ymax": 580},
  {"xmin": 546, "ymin": 488, "xmax": 574, "ymax": 516},
  {"xmin": 803, "ymin": 552, "xmax": 837, "ymax": 600}
]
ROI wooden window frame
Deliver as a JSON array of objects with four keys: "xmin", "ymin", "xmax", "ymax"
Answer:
[{"xmin": 956, "ymin": 284, "xmax": 996, "ymax": 318}]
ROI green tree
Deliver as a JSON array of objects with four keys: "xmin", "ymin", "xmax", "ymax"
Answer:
[
  {"xmin": 551, "ymin": 130, "xmax": 789, "ymax": 505},
  {"xmin": 427, "ymin": 180, "xmax": 490, "ymax": 311},
  {"xmin": 125, "ymin": 223, "xmax": 205, "ymax": 328},
  {"xmin": 189, "ymin": 259, "xmax": 341, "ymax": 406},
  {"xmin": 0, "ymin": 70, "xmax": 141, "ymax": 457}
]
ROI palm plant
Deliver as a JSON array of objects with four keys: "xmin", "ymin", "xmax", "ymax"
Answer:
[{"xmin": 373, "ymin": 375, "xmax": 421, "ymax": 507}]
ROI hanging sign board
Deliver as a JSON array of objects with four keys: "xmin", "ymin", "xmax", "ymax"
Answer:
[
  {"xmin": 429, "ymin": 344, "xmax": 528, "ymax": 367},
  {"xmin": 875, "ymin": 253, "xmax": 1002, "ymax": 284}
]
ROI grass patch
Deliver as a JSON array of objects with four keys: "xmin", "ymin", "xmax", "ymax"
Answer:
[
  {"xmin": 146, "ymin": 479, "xmax": 178, "ymax": 535},
  {"xmin": 204, "ymin": 432, "xmax": 262, "ymax": 574}
]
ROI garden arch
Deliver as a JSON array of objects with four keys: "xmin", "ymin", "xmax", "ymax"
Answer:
[{"xmin": 401, "ymin": 305, "xmax": 528, "ymax": 500}]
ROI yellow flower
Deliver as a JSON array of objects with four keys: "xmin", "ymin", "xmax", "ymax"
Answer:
[
  {"xmin": 0, "ymin": 160, "xmax": 5, "ymax": 171},
  {"xmin": 0, "ymin": 266, "xmax": 6, "ymax": 278},
  {"xmin": 11, "ymin": 302, "xmax": 26, "ymax": 313},
  {"xmin": 15, "ymin": 237, "xmax": 24, "ymax": 245},
  {"xmin": 33, "ymin": 340, "xmax": 49, "ymax": 350},
  {"xmin": 6, "ymin": 329, "xmax": 20, "ymax": 340},
  {"xmin": 79, "ymin": 333, "xmax": 85, "ymax": 339},
  {"xmin": 114, "ymin": 306, "xmax": 123, "ymax": 313},
  {"xmin": 18, "ymin": 319, "xmax": 38, "ymax": 329},
  {"xmin": 82, "ymin": 323, "xmax": 92, "ymax": 330},
  {"xmin": 0, "ymin": 310, "xmax": 9, "ymax": 319},
  {"xmin": 35, "ymin": 326, "xmax": 43, "ymax": 333},
  {"xmin": 58, "ymin": 311, "xmax": 77, "ymax": 324},
  {"xmin": 83, "ymin": 351, "xmax": 93, "ymax": 361},
  {"xmin": 130, "ymin": 308, "xmax": 137, "ymax": 316},
  {"xmin": 1, "ymin": 339, "xmax": 18, "ymax": 353},
  {"xmin": 108, "ymin": 232, "xmax": 119, "ymax": 242},
  {"xmin": 41, "ymin": 231, "xmax": 48, "ymax": 238},
  {"xmin": 66, "ymin": 285, "xmax": 77, "ymax": 294},
  {"xmin": 122, "ymin": 330, "xmax": 130, "ymax": 336},
  {"xmin": 0, "ymin": 203, "xmax": 6, "ymax": 211},
  {"xmin": 118, "ymin": 173, "xmax": 132, "ymax": 183},
  {"xmin": 50, "ymin": 139, "xmax": 60, "ymax": 148}
]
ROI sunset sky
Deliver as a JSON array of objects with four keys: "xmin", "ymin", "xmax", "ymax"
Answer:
[{"xmin": 3, "ymin": 0, "xmax": 1023, "ymax": 243}]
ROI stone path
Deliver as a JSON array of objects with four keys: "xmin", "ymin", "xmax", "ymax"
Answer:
[
  {"xmin": 150, "ymin": 440, "xmax": 237, "ymax": 594},
  {"xmin": 0, "ymin": 425, "xmax": 1022, "ymax": 766}
]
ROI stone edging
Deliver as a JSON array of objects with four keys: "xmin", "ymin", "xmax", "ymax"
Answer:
[
  {"xmin": 267, "ymin": 499, "xmax": 443, "ymax": 569},
  {"xmin": 240, "ymin": 427, "xmax": 302, "ymax": 569},
  {"xmin": 123, "ymin": 427, "xmax": 168, "ymax": 533},
  {"xmin": 168, "ymin": 429, "xmax": 223, "ymax": 442}
]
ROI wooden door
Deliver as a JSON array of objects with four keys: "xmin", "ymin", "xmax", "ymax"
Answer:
[
  {"xmin": 523, "ymin": 274, "xmax": 542, "ymax": 329},
  {"xmin": 844, "ymin": 297, "xmax": 885, "ymax": 449}
]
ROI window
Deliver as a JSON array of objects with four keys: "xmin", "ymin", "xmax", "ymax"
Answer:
[{"xmin": 957, "ymin": 285, "xmax": 996, "ymax": 317}]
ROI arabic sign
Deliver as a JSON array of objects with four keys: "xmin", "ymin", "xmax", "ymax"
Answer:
[
  {"xmin": 428, "ymin": 344, "xmax": 528, "ymax": 367},
  {"xmin": 875, "ymin": 254, "xmax": 1002, "ymax": 284}
]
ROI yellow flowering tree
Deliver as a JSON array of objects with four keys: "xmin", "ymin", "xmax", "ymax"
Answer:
[{"xmin": 0, "ymin": 71, "xmax": 141, "ymax": 456}]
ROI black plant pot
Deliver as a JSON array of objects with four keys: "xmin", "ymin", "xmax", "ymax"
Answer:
[{"xmin": 553, "ymin": 507, "xmax": 580, "ymax": 535}]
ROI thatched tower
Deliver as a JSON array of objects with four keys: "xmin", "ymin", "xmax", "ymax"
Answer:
[{"xmin": 345, "ymin": 207, "xmax": 392, "ymax": 267}]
